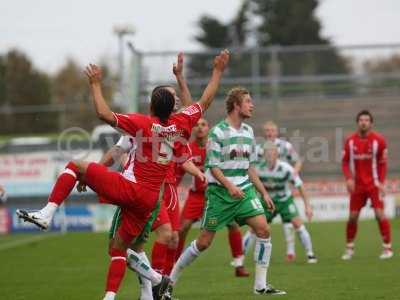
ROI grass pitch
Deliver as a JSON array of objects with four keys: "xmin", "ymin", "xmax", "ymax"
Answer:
[{"xmin": 0, "ymin": 220, "xmax": 399, "ymax": 300}]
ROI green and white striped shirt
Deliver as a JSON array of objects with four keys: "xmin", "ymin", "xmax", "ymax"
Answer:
[
  {"xmin": 256, "ymin": 159, "xmax": 303, "ymax": 202},
  {"xmin": 205, "ymin": 120, "xmax": 257, "ymax": 190},
  {"xmin": 257, "ymin": 138, "xmax": 300, "ymax": 165}
]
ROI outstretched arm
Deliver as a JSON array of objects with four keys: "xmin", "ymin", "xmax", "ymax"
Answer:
[
  {"xmin": 198, "ymin": 49, "xmax": 230, "ymax": 112},
  {"xmin": 85, "ymin": 64, "xmax": 117, "ymax": 126},
  {"xmin": 173, "ymin": 52, "xmax": 193, "ymax": 108}
]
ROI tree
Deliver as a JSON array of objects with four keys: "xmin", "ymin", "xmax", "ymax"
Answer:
[
  {"xmin": 53, "ymin": 59, "xmax": 116, "ymax": 130},
  {"xmin": 0, "ymin": 49, "xmax": 54, "ymax": 134}
]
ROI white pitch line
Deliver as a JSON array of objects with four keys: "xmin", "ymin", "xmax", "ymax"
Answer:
[{"xmin": 0, "ymin": 234, "xmax": 57, "ymax": 251}]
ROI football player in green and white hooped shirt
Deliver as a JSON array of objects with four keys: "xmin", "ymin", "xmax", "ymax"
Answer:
[
  {"xmin": 244, "ymin": 141, "xmax": 317, "ymax": 263},
  {"xmin": 244, "ymin": 120, "xmax": 303, "ymax": 262},
  {"xmin": 169, "ymin": 87, "xmax": 286, "ymax": 296}
]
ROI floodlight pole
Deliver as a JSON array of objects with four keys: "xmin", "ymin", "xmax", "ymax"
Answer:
[{"xmin": 113, "ymin": 25, "xmax": 135, "ymax": 108}]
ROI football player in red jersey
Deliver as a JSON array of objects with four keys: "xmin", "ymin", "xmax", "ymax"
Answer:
[
  {"xmin": 341, "ymin": 110, "xmax": 392, "ymax": 260},
  {"xmin": 17, "ymin": 50, "xmax": 230, "ymax": 300}
]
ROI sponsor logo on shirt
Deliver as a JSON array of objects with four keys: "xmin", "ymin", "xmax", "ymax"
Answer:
[{"xmin": 353, "ymin": 154, "xmax": 372, "ymax": 160}]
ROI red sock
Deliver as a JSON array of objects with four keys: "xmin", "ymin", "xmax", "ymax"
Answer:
[
  {"xmin": 346, "ymin": 221, "xmax": 358, "ymax": 243},
  {"xmin": 48, "ymin": 162, "xmax": 79, "ymax": 205},
  {"xmin": 378, "ymin": 219, "xmax": 391, "ymax": 244},
  {"xmin": 175, "ymin": 236, "xmax": 185, "ymax": 262},
  {"xmin": 164, "ymin": 247, "xmax": 177, "ymax": 275},
  {"xmin": 228, "ymin": 227, "xmax": 243, "ymax": 258},
  {"xmin": 106, "ymin": 248, "xmax": 127, "ymax": 293},
  {"xmin": 151, "ymin": 241, "xmax": 168, "ymax": 274}
]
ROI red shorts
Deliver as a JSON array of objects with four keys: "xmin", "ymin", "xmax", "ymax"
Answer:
[
  {"xmin": 152, "ymin": 183, "xmax": 180, "ymax": 231},
  {"xmin": 350, "ymin": 186, "xmax": 384, "ymax": 212},
  {"xmin": 86, "ymin": 163, "xmax": 159, "ymax": 244},
  {"xmin": 181, "ymin": 190, "xmax": 205, "ymax": 221}
]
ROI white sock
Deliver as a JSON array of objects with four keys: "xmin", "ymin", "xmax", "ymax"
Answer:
[
  {"xmin": 232, "ymin": 255, "xmax": 245, "ymax": 267},
  {"xmin": 254, "ymin": 237, "xmax": 272, "ymax": 291},
  {"xmin": 137, "ymin": 252, "xmax": 153, "ymax": 300},
  {"xmin": 242, "ymin": 230, "xmax": 256, "ymax": 255},
  {"xmin": 170, "ymin": 240, "xmax": 200, "ymax": 285},
  {"xmin": 103, "ymin": 291, "xmax": 116, "ymax": 300},
  {"xmin": 283, "ymin": 223, "xmax": 295, "ymax": 256},
  {"xmin": 40, "ymin": 202, "xmax": 58, "ymax": 219},
  {"xmin": 126, "ymin": 248, "xmax": 162, "ymax": 286},
  {"xmin": 297, "ymin": 225, "xmax": 314, "ymax": 256}
]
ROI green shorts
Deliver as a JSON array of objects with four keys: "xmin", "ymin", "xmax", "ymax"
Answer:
[
  {"xmin": 108, "ymin": 185, "xmax": 164, "ymax": 244},
  {"xmin": 264, "ymin": 196, "xmax": 299, "ymax": 223},
  {"xmin": 201, "ymin": 184, "xmax": 265, "ymax": 232}
]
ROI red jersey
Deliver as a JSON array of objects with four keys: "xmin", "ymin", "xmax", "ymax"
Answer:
[
  {"xmin": 188, "ymin": 141, "xmax": 207, "ymax": 192},
  {"xmin": 165, "ymin": 144, "xmax": 192, "ymax": 185},
  {"xmin": 113, "ymin": 103, "xmax": 202, "ymax": 191},
  {"xmin": 342, "ymin": 131, "xmax": 387, "ymax": 187}
]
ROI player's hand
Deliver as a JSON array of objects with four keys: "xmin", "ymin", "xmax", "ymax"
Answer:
[
  {"xmin": 77, "ymin": 180, "xmax": 87, "ymax": 193},
  {"xmin": 305, "ymin": 205, "xmax": 313, "ymax": 222},
  {"xmin": 84, "ymin": 64, "xmax": 103, "ymax": 84},
  {"xmin": 377, "ymin": 182, "xmax": 386, "ymax": 198},
  {"xmin": 227, "ymin": 184, "xmax": 244, "ymax": 199},
  {"xmin": 346, "ymin": 178, "xmax": 355, "ymax": 194},
  {"xmin": 262, "ymin": 193, "xmax": 275, "ymax": 212},
  {"xmin": 173, "ymin": 52, "xmax": 184, "ymax": 77},
  {"xmin": 196, "ymin": 171, "xmax": 207, "ymax": 184},
  {"xmin": 213, "ymin": 49, "xmax": 230, "ymax": 72}
]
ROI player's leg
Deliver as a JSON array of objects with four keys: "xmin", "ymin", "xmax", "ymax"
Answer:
[
  {"xmin": 236, "ymin": 187, "xmax": 285, "ymax": 295},
  {"xmin": 16, "ymin": 160, "xmax": 89, "ymax": 229},
  {"xmin": 245, "ymin": 214, "xmax": 285, "ymax": 295},
  {"xmin": 281, "ymin": 197, "xmax": 317, "ymax": 263},
  {"xmin": 342, "ymin": 190, "xmax": 365, "ymax": 260},
  {"xmin": 151, "ymin": 196, "xmax": 172, "ymax": 275},
  {"xmin": 370, "ymin": 188, "xmax": 393, "ymax": 259},
  {"xmin": 176, "ymin": 190, "xmax": 205, "ymax": 260},
  {"xmin": 227, "ymin": 223, "xmax": 249, "ymax": 277},
  {"xmin": 170, "ymin": 229, "xmax": 216, "ymax": 285},
  {"xmin": 164, "ymin": 184, "xmax": 181, "ymax": 275},
  {"xmin": 282, "ymin": 222, "xmax": 296, "ymax": 262},
  {"xmin": 242, "ymin": 227, "xmax": 256, "ymax": 255},
  {"xmin": 104, "ymin": 227, "xmax": 132, "ymax": 300},
  {"xmin": 291, "ymin": 217, "xmax": 317, "ymax": 263},
  {"xmin": 176, "ymin": 218, "xmax": 194, "ymax": 261}
]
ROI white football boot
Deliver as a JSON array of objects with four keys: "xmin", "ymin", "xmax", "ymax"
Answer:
[{"xmin": 16, "ymin": 209, "xmax": 52, "ymax": 230}]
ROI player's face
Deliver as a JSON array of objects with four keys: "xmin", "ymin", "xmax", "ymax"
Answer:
[
  {"xmin": 194, "ymin": 118, "xmax": 209, "ymax": 139},
  {"xmin": 165, "ymin": 86, "xmax": 180, "ymax": 111},
  {"xmin": 264, "ymin": 125, "xmax": 278, "ymax": 140},
  {"xmin": 265, "ymin": 148, "xmax": 278, "ymax": 166},
  {"xmin": 357, "ymin": 115, "xmax": 372, "ymax": 133},
  {"xmin": 238, "ymin": 94, "xmax": 254, "ymax": 119}
]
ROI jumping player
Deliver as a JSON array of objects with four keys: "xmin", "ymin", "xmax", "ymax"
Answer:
[
  {"xmin": 169, "ymin": 87, "xmax": 286, "ymax": 297},
  {"xmin": 341, "ymin": 110, "xmax": 393, "ymax": 260},
  {"xmin": 16, "ymin": 49, "xmax": 230, "ymax": 300}
]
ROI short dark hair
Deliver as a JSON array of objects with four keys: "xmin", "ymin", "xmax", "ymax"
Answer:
[
  {"xmin": 150, "ymin": 86, "xmax": 175, "ymax": 123},
  {"xmin": 356, "ymin": 110, "xmax": 374, "ymax": 123},
  {"xmin": 225, "ymin": 87, "xmax": 250, "ymax": 113}
]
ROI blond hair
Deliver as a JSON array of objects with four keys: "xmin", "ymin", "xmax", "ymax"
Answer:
[{"xmin": 225, "ymin": 87, "xmax": 250, "ymax": 113}]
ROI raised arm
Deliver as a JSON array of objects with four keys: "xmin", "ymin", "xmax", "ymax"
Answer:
[
  {"xmin": 173, "ymin": 52, "xmax": 193, "ymax": 108},
  {"xmin": 85, "ymin": 64, "xmax": 117, "ymax": 126},
  {"xmin": 198, "ymin": 49, "xmax": 230, "ymax": 112}
]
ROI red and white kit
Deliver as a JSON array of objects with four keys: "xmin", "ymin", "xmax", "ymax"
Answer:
[
  {"xmin": 342, "ymin": 131, "xmax": 387, "ymax": 211},
  {"xmin": 91, "ymin": 103, "xmax": 202, "ymax": 243}
]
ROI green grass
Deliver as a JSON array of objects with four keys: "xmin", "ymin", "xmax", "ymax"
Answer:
[{"xmin": 0, "ymin": 220, "xmax": 399, "ymax": 300}]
